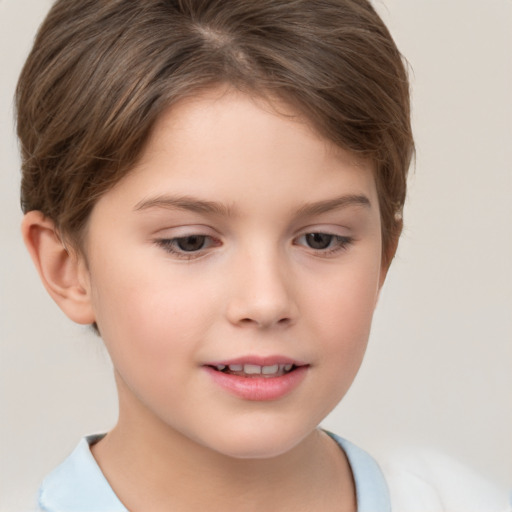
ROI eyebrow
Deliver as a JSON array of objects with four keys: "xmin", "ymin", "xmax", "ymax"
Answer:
[
  {"xmin": 134, "ymin": 195, "xmax": 234, "ymax": 216},
  {"xmin": 296, "ymin": 194, "xmax": 372, "ymax": 217},
  {"xmin": 133, "ymin": 193, "xmax": 371, "ymax": 217}
]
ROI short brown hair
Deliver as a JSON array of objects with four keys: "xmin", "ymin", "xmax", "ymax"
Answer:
[{"xmin": 16, "ymin": 0, "xmax": 413, "ymax": 264}]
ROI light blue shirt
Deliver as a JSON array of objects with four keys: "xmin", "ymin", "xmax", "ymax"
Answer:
[{"xmin": 37, "ymin": 432, "xmax": 391, "ymax": 511}]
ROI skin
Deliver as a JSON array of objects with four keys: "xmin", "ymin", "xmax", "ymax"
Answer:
[{"xmin": 23, "ymin": 88, "xmax": 390, "ymax": 511}]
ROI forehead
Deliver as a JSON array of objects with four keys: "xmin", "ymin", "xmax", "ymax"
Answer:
[
  {"xmin": 93, "ymin": 87, "xmax": 378, "ymax": 220},
  {"xmin": 144, "ymin": 88, "xmax": 372, "ymax": 177}
]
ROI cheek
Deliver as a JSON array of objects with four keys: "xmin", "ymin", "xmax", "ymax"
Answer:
[
  {"xmin": 89, "ymin": 273, "xmax": 207, "ymax": 411},
  {"xmin": 292, "ymin": 267, "xmax": 379, "ymax": 422},
  {"xmin": 302, "ymin": 255, "xmax": 382, "ymax": 373},
  {"xmin": 89, "ymin": 259, "xmax": 214, "ymax": 367}
]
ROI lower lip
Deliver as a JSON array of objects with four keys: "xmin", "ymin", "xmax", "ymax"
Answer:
[{"xmin": 204, "ymin": 366, "xmax": 308, "ymax": 401}]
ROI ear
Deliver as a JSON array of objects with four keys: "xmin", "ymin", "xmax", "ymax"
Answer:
[
  {"xmin": 377, "ymin": 222, "xmax": 402, "ymax": 296},
  {"xmin": 21, "ymin": 211, "xmax": 96, "ymax": 325}
]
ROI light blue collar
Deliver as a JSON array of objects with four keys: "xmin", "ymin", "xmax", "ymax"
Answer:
[
  {"xmin": 39, "ymin": 432, "xmax": 390, "ymax": 511},
  {"xmin": 326, "ymin": 432, "xmax": 392, "ymax": 512},
  {"xmin": 38, "ymin": 434, "xmax": 128, "ymax": 512}
]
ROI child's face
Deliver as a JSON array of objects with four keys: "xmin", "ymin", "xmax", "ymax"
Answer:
[{"xmin": 81, "ymin": 88, "xmax": 385, "ymax": 458}]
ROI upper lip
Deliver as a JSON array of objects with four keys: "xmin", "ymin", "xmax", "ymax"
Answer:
[{"xmin": 204, "ymin": 355, "xmax": 308, "ymax": 367}]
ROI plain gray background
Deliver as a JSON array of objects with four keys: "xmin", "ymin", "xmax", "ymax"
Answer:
[{"xmin": 1, "ymin": 0, "xmax": 511, "ymax": 510}]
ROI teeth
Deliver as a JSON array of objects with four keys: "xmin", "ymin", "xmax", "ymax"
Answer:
[
  {"xmin": 262, "ymin": 364, "xmax": 279, "ymax": 375},
  {"xmin": 244, "ymin": 364, "xmax": 261, "ymax": 375},
  {"xmin": 218, "ymin": 363, "xmax": 296, "ymax": 375}
]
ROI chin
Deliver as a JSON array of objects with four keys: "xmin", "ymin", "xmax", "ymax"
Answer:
[{"xmin": 201, "ymin": 422, "xmax": 316, "ymax": 460}]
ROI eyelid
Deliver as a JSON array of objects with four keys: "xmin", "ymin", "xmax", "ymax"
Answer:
[
  {"xmin": 293, "ymin": 225, "xmax": 354, "ymax": 257},
  {"xmin": 154, "ymin": 235, "xmax": 222, "ymax": 260},
  {"xmin": 152, "ymin": 223, "xmax": 217, "ymax": 237},
  {"xmin": 295, "ymin": 232, "xmax": 352, "ymax": 248},
  {"xmin": 152, "ymin": 224, "xmax": 222, "ymax": 260},
  {"xmin": 152, "ymin": 224, "xmax": 354, "ymax": 260},
  {"xmin": 293, "ymin": 224, "xmax": 352, "ymax": 241}
]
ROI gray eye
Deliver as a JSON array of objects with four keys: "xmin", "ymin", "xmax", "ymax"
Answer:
[
  {"xmin": 176, "ymin": 235, "xmax": 207, "ymax": 252},
  {"xmin": 305, "ymin": 233, "xmax": 333, "ymax": 249}
]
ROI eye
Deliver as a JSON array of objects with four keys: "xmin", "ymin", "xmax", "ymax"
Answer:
[
  {"xmin": 295, "ymin": 232, "xmax": 352, "ymax": 255},
  {"xmin": 154, "ymin": 234, "xmax": 219, "ymax": 259},
  {"xmin": 175, "ymin": 235, "xmax": 207, "ymax": 252},
  {"xmin": 304, "ymin": 233, "xmax": 335, "ymax": 250}
]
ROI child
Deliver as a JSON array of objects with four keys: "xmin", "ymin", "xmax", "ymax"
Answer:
[{"xmin": 14, "ymin": 0, "xmax": 508, "ymax": 511}]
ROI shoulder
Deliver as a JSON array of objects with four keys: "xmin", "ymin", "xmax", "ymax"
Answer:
[
  {"xmin": 327, "ymin": 431, "xmax": 510, "ymax": 512},
  {"xmin": 380, "ymin": 448, "xmax": 510, "ymax": 512}
]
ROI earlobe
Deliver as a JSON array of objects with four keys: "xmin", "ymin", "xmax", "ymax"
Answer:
[{"xmin": 21, "ymin": 211, "xmax": 96, "ymax": 325}]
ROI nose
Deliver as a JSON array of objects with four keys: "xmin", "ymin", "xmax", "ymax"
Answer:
[{"xmin": 225, "ymin": 249, "xmax": 298, "ymax": 329}]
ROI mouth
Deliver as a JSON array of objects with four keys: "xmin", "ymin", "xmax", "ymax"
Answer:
[
  {"xmin": 206, "ymin": 363, "xmax": 299, "ymax": 378},
  {"xmin": 203, "ymin": 359, "xmax": 309, "ymax": 401}
]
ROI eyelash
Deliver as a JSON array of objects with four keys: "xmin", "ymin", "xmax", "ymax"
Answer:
[
  {"xmin": 154, "ymin": 235, "xmax": 219, "ymax": 260},
  {"xmin": 154, "ymin": 232, "xmax": 353, "ymax": 260},
  {"xmin": 294, "ymin": 233, "xmax": 353, "ymax": 256}
]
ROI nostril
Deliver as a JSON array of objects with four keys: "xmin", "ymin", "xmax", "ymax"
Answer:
[
  {"xmin": 237, "ymin": 316, "xmax": 291, "ymax": 328},
  {"xmin": 226, "ymin": 292, "xmax": 297, "ymax": 328}
]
